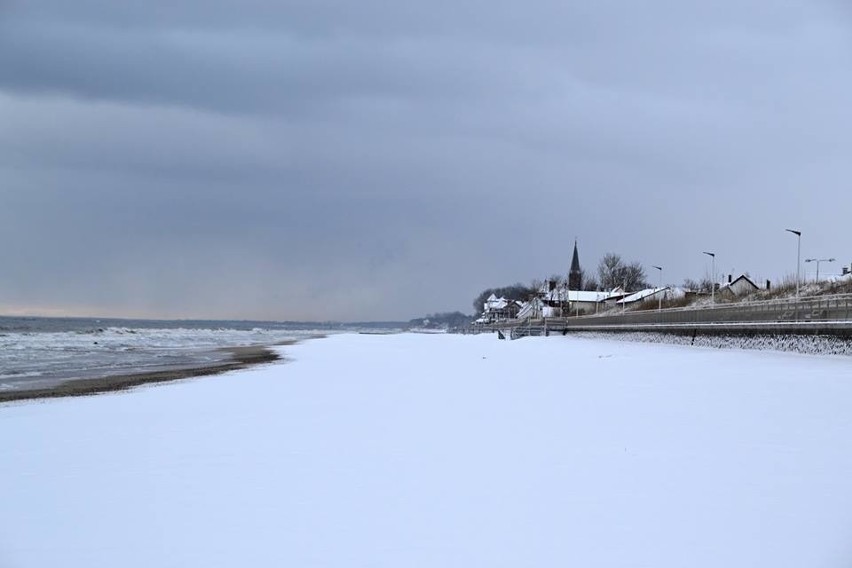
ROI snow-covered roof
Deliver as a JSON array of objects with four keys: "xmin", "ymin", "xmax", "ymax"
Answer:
[
  {"xmin": 568, "ymin": 290, "xmax": 613, "ymax": 303},
  {"xmin": 542, "ymin": 288, "xmax": 619, "ymax": 303},
  {"xmin": 516, "ymin": 297, "xmax": 543, "ymax": 319},
  {"xmin": 720, "ymin": 275, "xmax": 758, "ymax": 290},
  {"xmin": 825, "ymin": 273, "xmax": 852, "ymax": 283},
  {"xmin": 484, "ymin": 296, "xmax": 509, "ymax": 311},
  {"xmin": 616, "ymin": 287, "xmax": 670, "ymax": 304}
]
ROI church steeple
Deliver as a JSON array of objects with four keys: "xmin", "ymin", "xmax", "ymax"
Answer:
[{"xmin": 568, "ymin": 239, "xmax": 582, "ymax": 290}]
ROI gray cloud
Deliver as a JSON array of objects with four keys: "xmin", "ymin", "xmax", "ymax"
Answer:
[{"xmin": 1, "ymin": 0, "xmax": 851, "ymax": 320}]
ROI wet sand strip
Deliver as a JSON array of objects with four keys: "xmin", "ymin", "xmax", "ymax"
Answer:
[{"xmin": 0, "ymin": 343, "xmax": 292, "ymax": 405}]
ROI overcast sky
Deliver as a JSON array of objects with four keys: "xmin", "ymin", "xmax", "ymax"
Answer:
[{"xmin": 1, "ymin": 0, "xmax": 851, "ymax": 321}]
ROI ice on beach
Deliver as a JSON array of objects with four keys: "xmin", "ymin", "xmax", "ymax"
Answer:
[{"xmin": 2, "ymin": 333, "xmax": 852, "ymax": 567}]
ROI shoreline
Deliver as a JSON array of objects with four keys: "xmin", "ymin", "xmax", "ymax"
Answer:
[{"xmin": 0, "ymin": 343, "xmax": 292, "ymax": 405}]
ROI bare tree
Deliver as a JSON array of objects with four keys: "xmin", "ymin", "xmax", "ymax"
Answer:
[
  {"xmin": 581, "ymin": 270, "xmax": 600, "ymax": 291},
  {"xmin": 698, "ymin": 277, "xmax": 715, "ymax": 294},
  {"xmin": 622, "ymin": 261, "xmax": 648, "ymax": 291},
  {"xmin": 684, "ymin": 277, "xmax": 714, "ymax": 293},
  {"xmin": 529, "ymin": 278, "xmax": 545, "ymax": 294},
  {"xmin": 597, "ymin": 253, "xmax": 648, "ymax": 291},
  {"xmin": 597, "ymin": 253, "xmax": 623, "ymax": 290}
]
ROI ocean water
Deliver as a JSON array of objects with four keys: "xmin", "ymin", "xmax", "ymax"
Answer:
[{"xmin": 0, "ymin": 316, "xmax": 402, "ymax": 392}]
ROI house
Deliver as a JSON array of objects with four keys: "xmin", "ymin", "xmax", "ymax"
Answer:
[
  {"xmin": 540, "ymin": 284, "xmax": 626, "ymax": 316},
  {"xmin": 481, "ymin": 294, "xmax": 521, "ymax": 322},
  {"xmin": 719, "ymin": 274, "xmax": 759, "ymax": 298},
  {"xmin": 601, "ymin": 286, "xmax": 630, "ymax": 308},
  {"xmin": 563, "ymin": 290, "xmax": 612, "ymax": 315}
]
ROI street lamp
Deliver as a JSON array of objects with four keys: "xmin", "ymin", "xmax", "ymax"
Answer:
[
  {"xmin": 652, "ymin": 266, "xmax": 663, "ymax": 312},
  {"xmin": 702, "ymin": 251, "xmax": 715, "ymax": 304},
  {"xmin": 805, "ymin": 257, "xmax": 835, "ymax": 282},
  {"xmin": 785, "ymin": 229, "xmax": 802, "ymax": 298}
]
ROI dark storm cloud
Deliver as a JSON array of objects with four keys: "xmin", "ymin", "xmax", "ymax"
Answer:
[{"xmin": 1, "ymin": 0, "xmax": 851, "ymax": 320}]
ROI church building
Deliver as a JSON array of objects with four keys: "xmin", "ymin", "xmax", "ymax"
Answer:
[{"xmin": 568, "ymin": 240, "xmax": 582, "ymax": 290}]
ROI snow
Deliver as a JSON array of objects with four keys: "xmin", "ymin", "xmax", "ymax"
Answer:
[
  {"xmin": 575, "ymin": 329, "xmax": 852, "ymax": 356},
  {"xmin": 544, "ymin": 288, "xmax": 617, "ymax": 303},
  {"xmin": 616, "ymin": 286, "xmax": 670, "ymax": 304},
  {"xmin": 484, "ymin": 296, "xmax": 510, "ymax": 311},
  {"xmin": 3, "ymin": 333, "xmax": 852, "ymax": 567}
]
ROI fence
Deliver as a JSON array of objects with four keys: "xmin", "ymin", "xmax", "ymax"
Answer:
[{"xmin": 470, "ymin": 293, "xmax": 852, "ymax": 334}]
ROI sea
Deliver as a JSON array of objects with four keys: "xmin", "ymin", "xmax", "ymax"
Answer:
[{"xmin": 0, "ymin": 316, "xmax": 405, "ymax": 392}]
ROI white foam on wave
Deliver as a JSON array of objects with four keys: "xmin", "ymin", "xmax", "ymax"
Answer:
[{"xmin": 1, "ymin": 326, "xmax": 325, "ymax": 388}]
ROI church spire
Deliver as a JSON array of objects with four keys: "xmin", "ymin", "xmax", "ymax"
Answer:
[{"xmin": 569, "ymin": 239, "xmax": 582, "ymax": 290}]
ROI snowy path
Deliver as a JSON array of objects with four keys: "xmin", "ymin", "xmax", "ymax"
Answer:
[{"xmin": 2, "ymin": 333, "xmax": 852, "ymax": 567}]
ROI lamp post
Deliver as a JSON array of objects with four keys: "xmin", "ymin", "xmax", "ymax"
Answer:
[
  {"xmin": 702, "ymin": 251, "xmax": 715, "ymax": 304},
  {"xmin": 805, "ymin": 257, "xmax": 835, "ymax": 282},
  {"xmin": 652, "ymin": 265, "xmax": 662, "ymax": 311},
  {"xmin": 786, "ymin": 229, "xmax": 802, "ymax": 298}
]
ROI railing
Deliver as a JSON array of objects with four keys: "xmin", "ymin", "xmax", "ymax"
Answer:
[{"xmin": 471, "ymin": 293, "xmax": 852, "ymax": 332}]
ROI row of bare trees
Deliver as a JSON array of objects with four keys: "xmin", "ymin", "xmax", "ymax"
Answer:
[{"xmin": 593, "ymin": 253, "xmax": 649, "ymax": 291}]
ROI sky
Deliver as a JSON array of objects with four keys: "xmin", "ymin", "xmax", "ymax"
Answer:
[{"xmin": 1, "ymin": 0, "xmax": 851, "ymax": 321}]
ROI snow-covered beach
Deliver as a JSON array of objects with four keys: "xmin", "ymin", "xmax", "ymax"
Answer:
[{"xmin": 3, "ymin": 333, "xmax": 852, "ymax": 567}]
